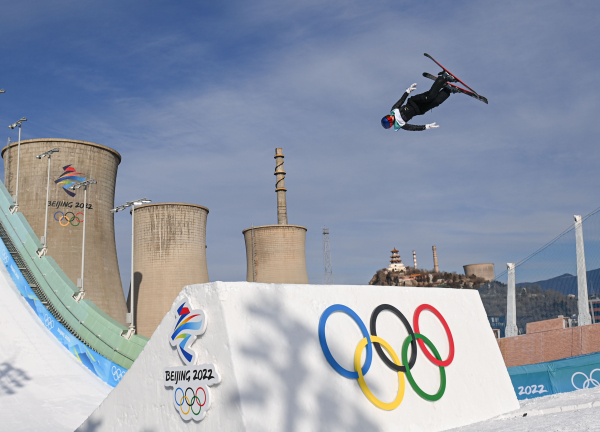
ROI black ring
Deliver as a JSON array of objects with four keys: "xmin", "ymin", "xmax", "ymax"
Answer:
[{"xmin": 370, "ymin": 304, "xmax": 417, "ymax": 372}]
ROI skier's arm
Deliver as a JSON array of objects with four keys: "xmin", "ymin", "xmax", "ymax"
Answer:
[
  {"xmin": 400, "ymin": 124, "xmax": 426, "ymax": 131},
  {"xmin": 391, "ymin": 83, "xmax": 418, "ymax": 110},
  {"xmin": 391, "ymin": 93, "xmax": 409, "ymax": 111},
  {"xmin": 401, "ymin": 122, "xmax": 439, "ymax": 132}
]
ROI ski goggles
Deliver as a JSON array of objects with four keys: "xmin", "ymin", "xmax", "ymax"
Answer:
[{"xmin": 381, "ymin": 115, "xmax": 394, "ymax": 129}]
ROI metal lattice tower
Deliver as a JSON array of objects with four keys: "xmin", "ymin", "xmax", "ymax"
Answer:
[{"xmin": 323, "ymin": 227, "xmax": 333, "ymax": 284}]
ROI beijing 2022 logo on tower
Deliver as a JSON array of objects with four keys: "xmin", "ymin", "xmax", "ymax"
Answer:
[{"xmin": 164, "ymin": 297, "xmax": 221, "ymax": 422}]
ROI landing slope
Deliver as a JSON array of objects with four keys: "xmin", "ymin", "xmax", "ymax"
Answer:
[{"xmin": 0, "ymin": 259, "xmax": 111, "ymax": 431}]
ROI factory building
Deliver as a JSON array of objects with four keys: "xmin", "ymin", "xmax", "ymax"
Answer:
[
  {"xmin": 132, "ymin": 203, "xmax": 209, "ymax": 337},
  {"xmin": 242, "ymin": 148, "xmax": 308, "ymax": 284},
  {"xmin": 463, "ymin": 263, "xmax": 495, "ymax": 281},
  {"xmin": 2, "ymin": 138, "xmax": 128, "ymax": 324}
]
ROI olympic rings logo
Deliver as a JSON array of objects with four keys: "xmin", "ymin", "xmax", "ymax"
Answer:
[
  {"xmin": 44, "ymin": 314, "xmax": 54, "ymax": 330},
  {"xmin": 318, "ymin": 303, "xmax": 455, "ymax": 410},
  {"xmin": 112, "ymin": 366, "xmax": 126, "ymax": 382},
  {"xmin": 572, "ymin": 369, "xmax": 600, "ymax": 390},
  {"xmin": 1, "ymin": 249, "xmax": 9, "ymax": 264},
  {"xmin": 54, "ymin": 211, "xmax": 84, "ymax": 227},
  {"xmin": 174, "ymin": 386, "xmax": 207, "ymax": 416}
]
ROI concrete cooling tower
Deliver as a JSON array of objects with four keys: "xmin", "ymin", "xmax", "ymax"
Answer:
[
  {"xmin": 133, "ymin": 203, "xmax": 209, "ymax": 337},
  {"xmin": 242, "ymin": 148, "xmax": 308, "ymax": 284},
  {"xmin": 463, "ymin": 263, "xmax": 495, "ymax": 281},
  {"xmin": 1, "ymin": 138, "xmax": 127, "ymax": 324}
]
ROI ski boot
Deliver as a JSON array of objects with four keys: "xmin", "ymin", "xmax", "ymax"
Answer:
[{"xmin": 438, "ymin": 71, "xmax": 458, "ymax": 83}]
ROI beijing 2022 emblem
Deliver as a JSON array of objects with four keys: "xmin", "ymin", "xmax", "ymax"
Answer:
[{"xmin": 164, "ymin": 297, "xmax": 221, "ymax": 421}]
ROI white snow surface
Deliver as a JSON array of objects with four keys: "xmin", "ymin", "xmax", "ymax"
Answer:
[
  {"xmin": 78, "ymin": 282, "xmax": 518, "ymax": 432},
  {"xmin": 0, "ymin": 259, "xmax": 112, "ymax": 431},
  {"xmin": 448, "ymin": 386, "xmax": 600, "ymax": 431}
]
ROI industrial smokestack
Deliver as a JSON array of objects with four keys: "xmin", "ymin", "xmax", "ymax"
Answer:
[
  {"xmin": 243, "ymin": 148, "xmax": 308, "ymax": 283},
  {"xmin": 413, "ymin": 250, "xmax": 417, "ymax": 269},
  {"xmin": 433, "ymin": 245, "xmax": 439, "ymax": 272},
  {"xmin": 274, "ymin": 148, "xmax": 287, "ymax": 225}
]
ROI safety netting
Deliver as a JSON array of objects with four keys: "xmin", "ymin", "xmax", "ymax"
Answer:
[{"xmin": 480, "ymin": 206, "xmax": 600, "ymax": 336}]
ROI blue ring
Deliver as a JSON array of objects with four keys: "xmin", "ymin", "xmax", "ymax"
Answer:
[
  {"xmin": 174, "ymin": 387, "xmax": 184, "ymax": 406},
  {"xmin": 318, "ymin": 304, "xmax": 372, "ymax": 379}
]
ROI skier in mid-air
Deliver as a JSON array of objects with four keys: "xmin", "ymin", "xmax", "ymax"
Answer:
[
  {"xmin": 381, "ymin": 72, "xmax": 458, "ymax": 132},
  {"xmin": 382, "ymin": 54, "xmax": 488, "ymax": 133}
]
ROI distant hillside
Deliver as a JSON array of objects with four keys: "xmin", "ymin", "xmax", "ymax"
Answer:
[
  {"xmin": 369, "ymin": 268, "xmax": 580, "ymax": 334},
  {"xmin": 479, "ymin": 281, "xmax": 578, "ymax": 334},
  {"xmin": 517, "ymin": 267, "xmax": 600, "ymax": 296},
  {"xmin": 368, "ymin": 267, "xmax": 488, "ymax": 289}
]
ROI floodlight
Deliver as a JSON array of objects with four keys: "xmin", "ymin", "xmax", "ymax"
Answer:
[
  {"xmin": 36, "ymin": 148, "xmax": 59, "ymax": 159},
  {"xmin": 8, "ymin": 117, "xmax": 27, "ymax": 129},
  {"xmin": 68, "ymin": 179, "xmax": 97, "ymax": 191}
]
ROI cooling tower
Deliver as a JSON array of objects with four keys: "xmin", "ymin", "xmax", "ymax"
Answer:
[
  {"xmin": 463, "ymin": 263, "xmax": 495, "ymax": 281},
  {"xmin": 133, "ymin": 203, "xmax": 209, "ymax": 337},
  {"xmin": 1, "ymin": 138, "xmax": 127, "ymax": 324},
  {"xmin": 243, "ymin": 225, "xmax": 308, "ymax": 283},
  {"xmin": 242, "ymin": 148, "xmax": 308, "ymax": 284}
]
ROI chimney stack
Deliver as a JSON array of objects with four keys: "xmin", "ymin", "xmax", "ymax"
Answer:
[
  {"xmin": 274, "ymin": 148, "xmax": 287, "ymax": 225},
  {"xmin": 413, "ymin": 250, "xmax": 417, "ymax": 269},
  {"xmin": 432, "ymin": 245, "xmax": 439, "ymax": 272},
  {"xmin": 242, "ymin": 148, "xmax": 308, "ymax": 284}
]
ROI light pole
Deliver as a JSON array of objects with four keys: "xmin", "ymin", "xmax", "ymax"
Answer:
[
  {"xmin": 69, "ymin": 179, "xmax": 97, "ymax": 302},
  {"xmin": 8, "ymin": 117, "xmax": 27, "ymax": 214},
  {"xmin": 35, "ymin": 148, "xmax": 59, "ymax": 257},
  {"xmin": 111, "ymin": 198, "xmax": 151, "ymax": 339}
]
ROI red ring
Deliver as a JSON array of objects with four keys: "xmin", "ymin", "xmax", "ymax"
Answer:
[
  {"xmin": 196, "ymin": 387, "xmax": 207, "ymax": 406},
  {"xmin": 413, "ymin": 304, "xmax": 454, "ymax": 367}
]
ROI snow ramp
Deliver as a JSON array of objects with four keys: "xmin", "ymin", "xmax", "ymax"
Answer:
[
  {"xmin": 0, "ymin": 179, "xmax": 150, "ymax": 430},
  {"xmin": 78, "ymin": 282, "xmax": 519, "ymax": 432},
  {"xmin": 0, "ymin": 250, "xmax": 111, "ymax": 431}
]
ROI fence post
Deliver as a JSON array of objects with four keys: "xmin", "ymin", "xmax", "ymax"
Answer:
[
  {"xmin": 574, "ymin": 215, "xmax": 592, "ymax": 326},
  {"xmin": 506, "ymin": 263, "xmax": 518, "ymax": 337}
]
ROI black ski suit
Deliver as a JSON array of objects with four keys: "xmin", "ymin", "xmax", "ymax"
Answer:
[{"xmin": 392, "ymin": 75, "xmax": 451, "ymax": 131}]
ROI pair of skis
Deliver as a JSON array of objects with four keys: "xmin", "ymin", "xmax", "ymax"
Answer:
[{"xmin": 423, "ymin": 53, "xmax": 488, "ymax": 105}]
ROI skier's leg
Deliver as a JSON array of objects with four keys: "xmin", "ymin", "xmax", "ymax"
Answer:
[
  {"xmin": 426, "ymin": 75, "xmax": 449, "ymax": 97},
  {"xmin": 408, "ymin": 76, "xmax": 448, "ymax": 105},
  {"xmin": 419, "ymin": 88, "xmax": 451, "ymax": 114}
]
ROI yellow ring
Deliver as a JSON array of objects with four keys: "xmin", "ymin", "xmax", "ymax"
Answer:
[
  {"xmin": 354, "ymin": 335, "xmax": 405, "ymax": 410},
  {"xmin": 179, "ymin": 395, "xmax": 191, "ymax": 414},
  {"xmin": 59, "ymin": 216, "xmax": 70, "ymax": 226}
]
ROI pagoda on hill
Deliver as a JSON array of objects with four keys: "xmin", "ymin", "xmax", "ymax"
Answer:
[{"xmin": 388, "ymin": 248, "xmax": 406, "ymax": 273}]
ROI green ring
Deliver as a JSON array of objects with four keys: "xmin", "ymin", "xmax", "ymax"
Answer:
[
  {"xmin": 401, "ymin": 333, "xmax": 446, "ymax": 401},
  {"xmin": 191, "ymin": 396, "xmax": 202, "ymax": 415}
]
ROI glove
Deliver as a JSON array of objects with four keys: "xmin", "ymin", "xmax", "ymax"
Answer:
[
  {"xmin": 425, "ymin": 122, "xmax": 439, "ymax": 130},
  {"xmin": 406, "ymin": 83, "xmax": 417, "ymax": 94}
]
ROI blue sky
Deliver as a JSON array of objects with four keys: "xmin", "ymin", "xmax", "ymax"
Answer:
[{"xmin": 1, "ymin": 0, "xmax": 600, "ymax": 292}]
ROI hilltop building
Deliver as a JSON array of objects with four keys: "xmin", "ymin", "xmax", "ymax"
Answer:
[{"xmin": 388, "ymin": 248, "xmax": 406, "ymax": 272}]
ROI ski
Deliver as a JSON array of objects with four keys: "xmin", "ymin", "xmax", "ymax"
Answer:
[
  {"xmin": 423, "ymin": 72, "xmax": 489, "ymax": 105},
  {"xmin": 424, "ymin": 53, "xmax": 481, "ymax": 97}
]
